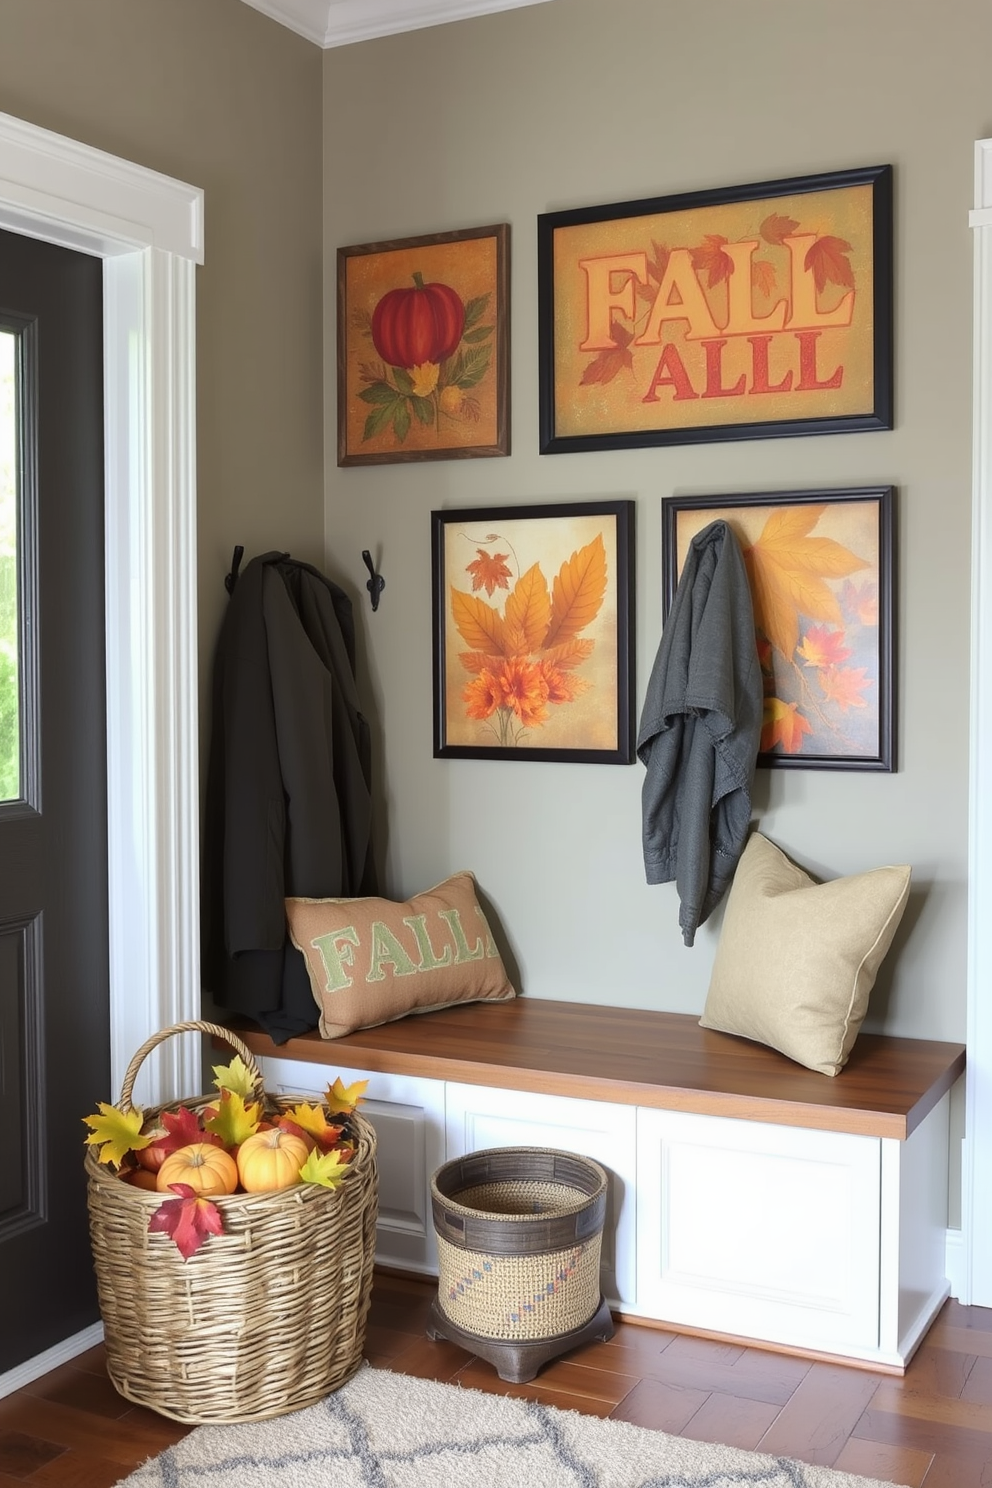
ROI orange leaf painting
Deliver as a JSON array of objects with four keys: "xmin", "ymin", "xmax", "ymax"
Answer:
[
  {"xmin": 437, "ymin": 507, "xmax": 629, "ymax": 756},
  {"xmin": 667, "ymin": 491, "xmax": 890, "ymax": 767},
  {"xmin": 804, "ymin": 234, "xmax": 855, "ymax": 293}
]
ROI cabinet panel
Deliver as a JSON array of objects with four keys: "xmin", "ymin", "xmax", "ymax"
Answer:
[
  {"xmin": 444, "ymin": 1081, "xmax": 637, "ymax": 1308},
  {"xmin": 259, "ymin": 1056, "xmax": 445, "ymax": 1274},
  {"xmin": 636, "ymin": 1108, "xmax": 881, "ymax": 1353}
]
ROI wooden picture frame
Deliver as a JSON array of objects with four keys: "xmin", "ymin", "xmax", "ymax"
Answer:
[
  {"xmin": 337, "ymin": 223, "xmax": 509, "ymax": 466},
  {"xmin": 432, "ymin": 500, "xmax": 635, "ymax": 763},
  {"xmin": 663, "ymin": 487, "xmax": 895, "ymax": 771},
  {"xmin": 538, "ymin": 165, "xmax": 893, "ymax": 453}
]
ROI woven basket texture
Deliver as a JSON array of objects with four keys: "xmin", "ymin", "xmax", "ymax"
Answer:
[
  {"xmin": 432, "ymin": 1149, "xmax": 607, "ymax": 1343},
  {"xmin": 85, "ymin": 1021, "xmax": 378, "ymax": 1424}
]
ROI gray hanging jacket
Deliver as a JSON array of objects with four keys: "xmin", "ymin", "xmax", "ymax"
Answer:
[{"xmin": 637, "ymin": 519, "xmax": 762, "ymax": 946}]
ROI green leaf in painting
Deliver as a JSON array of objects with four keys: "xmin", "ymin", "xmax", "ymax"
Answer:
[
  {"xmin": 363, "ymin": 402, "xmax": 395, "ymax": 440},
  {"xmin": 411, "ymin": 395, "xmax": 434, "ymax": 425},
  {"xmin": 392, "ymin": 366, "xmax": 414, "ymax": 395},
  {"xmin": 392, "ymin": 399, "xmax": 411, "ymax": 442},
  {"xmin": 456, "ymin": 344, "xmax": 492, "ymax": 388},
  {"xmin": 358, "ymin": 381, "xmax": 398, "ymax": 406},
  {"xmin": 462, "ymin": 293, "xmax": 491, "ymax": 333},
  {"xmin": 462, "ymin": 324, "xmax": 493, "ymax": 345}
]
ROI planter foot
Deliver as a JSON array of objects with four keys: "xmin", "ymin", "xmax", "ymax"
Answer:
[{"xmin": 427, "ymin": 1294, "xmax": 614, "ymax": 1383}]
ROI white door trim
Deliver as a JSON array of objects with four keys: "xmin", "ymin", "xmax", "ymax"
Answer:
[
  {"xmin": 965, "ymin": 136, "xmax": 992, "ymax": 1306},
  {"xmin": 0, "ymin": 111, "xmax": 202, "ymax": 1113}
]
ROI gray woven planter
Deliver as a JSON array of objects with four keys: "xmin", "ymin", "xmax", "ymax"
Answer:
[{"xmin": 428, "ymin": 1146, "xmax": 613, "ymax": 1382}]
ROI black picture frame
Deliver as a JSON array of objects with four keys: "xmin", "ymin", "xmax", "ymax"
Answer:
[
  {"xmin": 662, "ymin": 487, "xmax": 895, "ymax": 772},
  {"xmin": 538, "ymin": 164, "xmax": 893, "ymax": 453},
  {"xmin": 432, "ymin": 500, "xmax": 635, "ymax": 763}
]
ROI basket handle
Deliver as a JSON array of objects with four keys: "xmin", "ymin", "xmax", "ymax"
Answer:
[{"xmin": 118, "ymin": 1020, "xmax": 266, "ymax": 1113}]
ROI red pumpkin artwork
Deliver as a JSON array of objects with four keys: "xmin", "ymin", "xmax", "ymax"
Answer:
[{"xmin": 338, "ymin": 225, "xmax": 509, "ymax": 465}]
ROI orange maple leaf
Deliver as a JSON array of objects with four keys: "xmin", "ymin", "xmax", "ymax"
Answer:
[
  {"xmin": 458, "ymin": 649, "xmax": 504, "ymax": 675},
  {"xmin": 542, "ymin": 535, "xmax": 608, "ymax": 653},
  {"xmin": 761, "ymin": 697, "xmax": 814, "ymax": 754},
  {"xmin": 819, "ymin": 665, "xmax": 871, "ymax": 711},
  {"xmin": 580, "ymin": 321, "xmax": 634, "ymax": 387},
  {"xmin": 760, "ymin": 213, "xmax": 800, "ymax": 246},
  {"xmin": 503, "ymin": 563, "xmax": 552, "ymax": 655},
  {"xmin": 691, "ymin": 234, "xmax": 734, "ymax": 288},
  {"xmin": 842, "ymin": 579, "xmax": 879, "ymax": 627},
  {"xmin": 450, "ymin": 587, "xmax": 507, "ymax": 656},
  {"xmin": 797, "ymin": 625, "xmax": 852, "ymax": 669},
  {"xmin": 804, "ymin": 235, "xmax": 855, "ymax": 294},
  {"xmin": 466, "ymin": 548, "xmax": 512, "ymax": 596},
  {"xmin": 751, "ymin": 258, "xmax": 777, "ymax": 299},
  {"xmin": 540, "ymin": 638, "xmax": 595, "ymax": 671},
  {"xmin": 743, "ymin": 506, "xmax": 869, "ymax": 660}
]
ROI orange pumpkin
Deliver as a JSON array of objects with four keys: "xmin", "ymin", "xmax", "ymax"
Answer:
[
  {"xmin": 123, "ymin": 1166, "xmax": 160, "ymax": 1191},
  {"xmin": 156, "ymin": 1142, "xmax": 239, "ymax": 1196},
  {"xmin": 236, "ymin": 1128, "xmax": 309, "ymax": 1193}
]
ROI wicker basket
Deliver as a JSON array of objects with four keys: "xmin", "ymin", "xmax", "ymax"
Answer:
[
  {"xmin": 430, "ymin": 1146, "xmax": 607, "ymax": 1344},
  {"xmin": 84, "ymin": 1020, "xmax": 378, "ymax": 1424}
]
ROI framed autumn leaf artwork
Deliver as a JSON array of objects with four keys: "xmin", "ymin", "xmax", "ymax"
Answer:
[
  {"xmin": 663, "ymin": 488, "xmax": 894, "ymax": 771},
  {"xmin": 432, "ymin": 500, "xmax": 635, "ymax": 763},
  {"xmin": 538, "ymin": 165, "xmax": 893, "ymax": 452},
  {"xmin": 337, "ymin": 223, "xmax": 509, "ymax": 465}
]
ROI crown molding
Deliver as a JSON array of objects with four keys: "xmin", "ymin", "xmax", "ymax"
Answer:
[{"xmin": 240, "ymin": 0, "xmax": 553, "ymax": 48}]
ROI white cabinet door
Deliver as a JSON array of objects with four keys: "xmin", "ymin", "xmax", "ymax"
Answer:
[
  {"xmin": 444, "ymin": 1081, "xmax": 637, "ymax": 1309},
  {"xmin": 636, "ymin": 1107, "xmax": 882, "ymax": 1354},
  {"xmin": 259, "ymin": 1056, "xmax": 446, "ymax": 1274}
]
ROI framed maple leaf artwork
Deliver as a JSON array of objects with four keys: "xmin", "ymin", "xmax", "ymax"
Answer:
[
  {"xmin": 663, "ymin": 487, "xmax": 895, "ymax": 771},
  {"xmin": 337, "ymin": 223, "xmax": 509, "ymax": 465},
  {"xmin": 538, "ymin": 165, "xmax": 893, "ymax": 452},
  {"xmin": 431, "ymin": 500, "xmax": 635, "ymax": 763}
]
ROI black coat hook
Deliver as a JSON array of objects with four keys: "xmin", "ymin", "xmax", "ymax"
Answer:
[
  {"xmin": 361, "ymin": 550, "xmax": 385, "ymax": 611},
  {"xmin": 225, "ymin": 545, "xmax": 245, "ymax": 595}
]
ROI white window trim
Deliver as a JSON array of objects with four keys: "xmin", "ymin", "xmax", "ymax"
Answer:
[
  {"xmin": 0, "ymin": 111, "xmax": 202, "ymax": 1111},
  {"xmin": 966, "ymin": 138, "xmax": 992, "ymax": 1307}
]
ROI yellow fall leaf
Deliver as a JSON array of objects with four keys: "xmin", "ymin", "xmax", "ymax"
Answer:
[
  {"xmin": 82, "ymin": 1102, "xmax": 150, "ymax": 1168},
  {"xmin": 502, "ymin": 563, "xmax": 551, "ymax": 655},
  {"xmin": 212, "ymin": 1055, "xmax": 256, "ymax": 1099},
  {"xmin": 324, "ymin": 1077, "xmax": 368, "ymax": 1116},
  {"xmin": 281, "ymin": 1102, "xmax": 343, "ymax": 1147},
  {"xmin": 744, "ymin": 507, "xmax": 868, "ymax": 660},
  {"xmin": 202, "ymin": 1090, "xmax": 261, "ymax": 1147},
  {"xmin": 450, "ymin": 588, "xmax": 506, "ymax": 656},
  {"xmin": 300, "ymin": 1148, "xmax": 349, "ymax": 1189},
  {"xmin": 542, "ymin": 534, "xmax": 607, "ymax": 652}
]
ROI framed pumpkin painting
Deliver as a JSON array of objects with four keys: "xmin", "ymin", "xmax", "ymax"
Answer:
[{"xmin": 337, "ymin": 224, "xmax": 510, "ymax": 466}]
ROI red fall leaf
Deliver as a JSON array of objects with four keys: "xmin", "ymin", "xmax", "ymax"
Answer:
[
  {"xmin": 580, "ymin": 321, "xmax": 634, "ymax": 387},
  {"xmin": 466, "ymin": 548, "xmax": 512, "ymax": 596},
  {"xmin": 804, "ymin": 235, "xmax": 855, "ymax": 294},
  {"xmin": 761, "ymin": 698, "xmax": 814, "ymax": 755},
  {"xmin": 690, "ymin": 234, "xmax": 734, "ymax": 287},
  {"xmin": 760, "ymin": 213, "xmax": 800, "ymax": 245},
  {"xmin": 148, "ymin": 1183, "xmax": 225, "ymax": 1260}
]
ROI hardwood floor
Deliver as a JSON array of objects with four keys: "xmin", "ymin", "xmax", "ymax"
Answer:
[{"xmin": 2, "ymin": 1277, "xmax": 991, "ymax": 1486}]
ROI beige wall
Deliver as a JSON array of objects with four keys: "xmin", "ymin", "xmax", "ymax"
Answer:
[
  {"xmin": 0, "ymin": 0, "xmax": 326, "ymax": 706},
  {"xmin": 323, "ymin": 0, "xmax": 990, "ymax": 1053}
]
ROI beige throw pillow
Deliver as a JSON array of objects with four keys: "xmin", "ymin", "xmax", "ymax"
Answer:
[
  {"xmin": 286, "ymin": 871, "xmax": 516, "ymax": 1039},
  {"xmin": 700, "ymin": 833, "xmax": 911, "ymax": 1076}
]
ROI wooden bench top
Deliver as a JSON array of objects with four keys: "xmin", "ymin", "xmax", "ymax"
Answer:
[{"xmin": 227, "ymin": 998, "xmax": 965, "ymax": 1141}]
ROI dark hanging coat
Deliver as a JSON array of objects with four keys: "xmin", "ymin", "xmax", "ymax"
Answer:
[
  {"xmin": 636, "ymin": 520, "xmax": 762, "ymax": 947},
  {"xmin": 201, "ymin": 552, "xmax": 377, "ymax": 1041}
]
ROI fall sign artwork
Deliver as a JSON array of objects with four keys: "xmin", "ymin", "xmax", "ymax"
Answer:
[
  {"xmin": 666, "ymin": 489, "xmax": 893, "ymax": 770},
  {"xmin": 338, "ymin": 225, "xmax": 508, "ymax": 465},
  {"xmin": 539, "ymin": 168, "xmax": 892, "ymax": 450},
  {"xmin": 433, "ymin": 503, "xmax": 633, "ymax": 762}
]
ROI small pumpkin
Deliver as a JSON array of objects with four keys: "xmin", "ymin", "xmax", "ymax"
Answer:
[
  {"xmin": 156, "ymin": 1142, "xmax": 238, "ymax": 1197},
  {"xmin": 236, "ymin": 1127, "xmax": 309, "ymax": 1194},
  {"xmin": 371, "ymin": 272, "xmax": 465, "ymax": 371},
  {"xmin": 123, "ymin": 1166, "xmax": 160, "ymax": 1192}
]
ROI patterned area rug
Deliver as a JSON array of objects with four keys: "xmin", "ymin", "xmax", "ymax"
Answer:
[{"xmin": 116, "ymin": 1365, "xmax": 907, "ymax": 1488}]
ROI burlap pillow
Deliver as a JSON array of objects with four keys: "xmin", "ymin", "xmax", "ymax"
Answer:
[
  {"xmin": 286, "ymin": 871, "xmax": 516, "ymax": 1039},
  {"xmin": 700, "ymin": 833, "xmax": 911, "ymax": 1075}
]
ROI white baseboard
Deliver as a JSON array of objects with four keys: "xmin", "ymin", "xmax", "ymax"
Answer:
[
  {"xmin": 945, "ymin": 1226, "xmax": 965, "ymax": 1301},
  {"xmin": 0, "ymin": 1322, "xmax": 105, "ymax": 1401}
]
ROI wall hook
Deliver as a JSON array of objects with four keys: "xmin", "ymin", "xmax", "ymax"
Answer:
[{"xmin": 361, "ymin": 549, "xmax": 385, "ymax": 611}]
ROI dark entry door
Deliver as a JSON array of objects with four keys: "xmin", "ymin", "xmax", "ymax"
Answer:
[{"xmin": 0, "ymin": 227, "xmax": 108, "ymax": 1373}]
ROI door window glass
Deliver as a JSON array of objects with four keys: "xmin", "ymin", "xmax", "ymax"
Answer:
[{"xmin": 0, "ymin": 330, "xmax": 17, "ymax": 801}]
